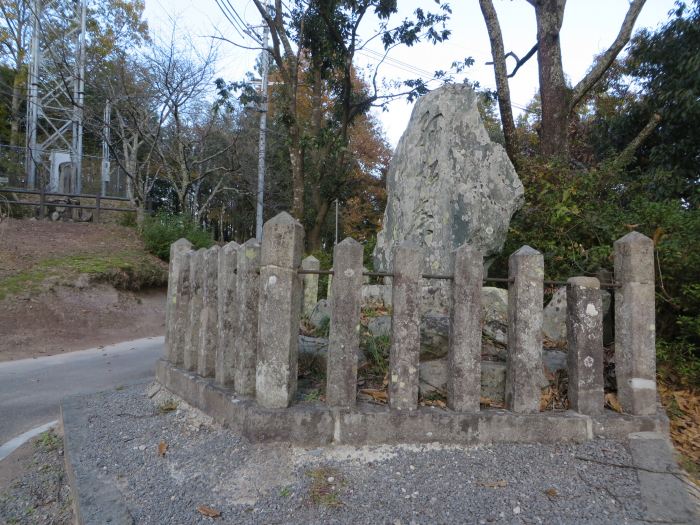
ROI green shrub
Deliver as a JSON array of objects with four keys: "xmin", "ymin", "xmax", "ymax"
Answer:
[
  {"xmin": 118, "ymin": 211, "xmax": 137, "ymax": 228},
  {"xmin": 491, "ymin": 159, "xmax": 699, "ymax": 386},
  {"xmin": 308, "ymin": 249, "xmax": 332, "ymax": 299},
  {"xmin": 141, "ymin": 212, "xmax": 214, "ymax": 261}
]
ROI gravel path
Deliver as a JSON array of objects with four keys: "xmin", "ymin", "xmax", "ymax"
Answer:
[
  {"xmin": 0, "ymin": 429, "xmax": 73, "ymax": 524},
  {"xmin": 68, "ymin": 383, "xmax": 653, "ymax": 524}
]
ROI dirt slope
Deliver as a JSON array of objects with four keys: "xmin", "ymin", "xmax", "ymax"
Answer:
[{"xmin": 0, "ymin": 218, "xmax": 167, "ymax": 361}]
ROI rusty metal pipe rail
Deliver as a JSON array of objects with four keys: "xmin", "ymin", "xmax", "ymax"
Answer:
[{"xmin": 297, "ymin": 268, "xmax": 619, "ymax": 288}]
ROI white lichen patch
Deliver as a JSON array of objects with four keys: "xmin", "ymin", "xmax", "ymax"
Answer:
[{"xmin": 586, "ymin": 303, "xmax": 599, "ymax": 316}]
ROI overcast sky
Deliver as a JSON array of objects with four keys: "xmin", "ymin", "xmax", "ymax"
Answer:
[{"xmin": 143, "ymin": 0, "xmax": 676, "ymax": 146}]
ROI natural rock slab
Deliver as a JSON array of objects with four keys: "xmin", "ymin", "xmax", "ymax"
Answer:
[
  {"xmin": 481, "ymin": 287, "xmax": 508, "ymax": 345},
  {"xmin": 374, "ymin": 83, "xmax": 523, "ymax": 275}
]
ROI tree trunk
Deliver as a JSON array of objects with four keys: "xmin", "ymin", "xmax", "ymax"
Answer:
[
  {"xmin": 532, "ymin": 0, "xmax": 569, "ymax": 159},
  {"xmin": 479, "ymin": 0, "xmax": 519, "ymax": 167},
  {"xmin": 10, "ymin": 69, "xmax": 23, "ymax": 147},
  {"xmin": 289, "ymin": 130, "xmax": 304, "ymax": 221},
  {"xmin": 136, "ymin": 204, "xmax": 146, "ymax": 227},
  {"xmin": 307, "ymin": 199, "xmax": 330, "ymax": 252}
]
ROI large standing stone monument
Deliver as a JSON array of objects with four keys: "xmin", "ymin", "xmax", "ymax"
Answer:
[{"xmin": 374, "ymin": 83, "xmax": 524, "ymax": 275}]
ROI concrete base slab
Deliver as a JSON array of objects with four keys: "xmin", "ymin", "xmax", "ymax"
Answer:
[
  {"xmin": 61, "ymin": 396, "xmax": 135, "ymax": 525},
  {"xmin": 155, "ymin": 360, "xmax": 667, "ymax": 446},
  {"xmin": 628, "ymin": 432, "xmax": 698, "ymax": 524}
]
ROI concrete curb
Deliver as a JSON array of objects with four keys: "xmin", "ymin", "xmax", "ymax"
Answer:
[
  {"xmin": 628, "ymin": 432, "xmax": 699, "ymax": 524},
  {"xmin": 156, "ymin": 359, "xmax": 667, "ymax": 446},
  {"xmin": 61, "ymin": 395, "xmax": 135, "ymax": 525}
]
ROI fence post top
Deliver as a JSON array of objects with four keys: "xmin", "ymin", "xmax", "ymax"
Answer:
[
  {"xmin": 240, "ymin": 237, "xmax": 261, "ymax": 249},
  {"xmin": 453, "ymin": 243, "xmax": 481, "ymax": 256},
  {"xmin": 261, "ymin": 211, "xmax": 304, "ymax": 268},
  {"xmin": 567, "ymin": 276, "xmax": 600, "ymax": 289},
  {"xmin": 614, "ymin": 230, "xmax": 653, "ymax": 246},
  {"xmin": 336, "ymin": 237, "xmax": 362, "ymax": 249},
  {"xmin": 264, "ymin": 211, "xmax": 302, "ymax": 228},
  {"xmin": 511, "ymin": 245, "xmax": 542, "ymax": 258},
  {"xmin": 222, "ymin": 241, "xmax": 240, "ymax": 256},
  {"xmin": 172, "ymin": 238, "xmax": 193, "ymax": 251}
]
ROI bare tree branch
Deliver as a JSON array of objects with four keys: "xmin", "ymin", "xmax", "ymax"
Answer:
[
  {"xmin": 479, "ymin": 0, "xmax": 519, "ymax": 166},
  {"xmin": 611, "ymin": 113, "xmax": 661, "ymax": 171},
  {"xmin": 569, "ymin": 0, "xmax": 647, "ymax": 113}
]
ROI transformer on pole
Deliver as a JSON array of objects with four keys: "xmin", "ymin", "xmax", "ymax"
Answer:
[{"xmin": 25, "ymin": 0, "xmax": 87, "ymax": 193}]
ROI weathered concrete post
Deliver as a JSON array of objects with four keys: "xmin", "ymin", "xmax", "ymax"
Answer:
[
  {"xmin": 233, "ymin": 239, "xmax": 261, "ymax": 396},
  {"xmin": 301, "ymin": 255, "xmax": 320, "ymax": 317},
  {"xmin": 326, "ymin": 238, "xmax": 363, "ymax": 408},
  {"xmin": 614, "ymin": 231, "xmax": 656, "ymax": 415},
  {"xmin": 165, "ymin": 238, "xmax": 193, "ymax": 361},
  {"xmin": 448, "ymin": 244, "xmax": 483, "ymax": 412},
  {"xmin": 567, "ymin": 277, "xmax": 604, "ymax": 415},
  {"xmin": 184, "ymin": 249, "xmax": 205, "ymax": 371},
  {"xmin": 389, "ymin": 242, "xmax": 422, "ymax": 411},
  {"xmin": 256, "ymin": 212, "xmax": 304, "ymax": 408},
  {"xmin": 198, "ymin": 246, "xmax": 220, "ymax": 378},
  {"xmin": 505, "ymin": 245, "xmax": 544, "ymax": 413},
  {"xmin": 171, "ymin": 251, "xmax": 192, "ymax": 366},
  {"xmin": 216, "ymin": 241, "xmax": 239, "ymax": 386},
  {"xmin": 326, "ymin": 268, "xmax": 333, "ymax": 301}
]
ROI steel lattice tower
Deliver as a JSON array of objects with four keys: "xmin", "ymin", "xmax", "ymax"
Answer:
[{"xmin": 25, "ymin": 0, "xmax": 87, "ymax": 193}]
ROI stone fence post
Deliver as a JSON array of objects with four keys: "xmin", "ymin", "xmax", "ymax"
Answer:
[
  {"xmin": 389, "ymin": 242, "xmax": 422, "ymax": 411},
  {"xmin": 326, "ymin": 238, "xmax": 363, "ymax": 408},
  {"xmin": 448, "ymin": 244, "xmax": 483, "ymax": 412},
  {"xmin": 184, "ymin": 249, "xmax": 205, "ymax": 371},
  {"xmin": 505, "ymin": 245, "xmax": 544, "ymax": 413},
  {"xmin": 198, "ymin": 246, "xmax": 220, "ymax": 378},
  {"xmin": 171, "ymin": 250, "xmax": 192, "ymax": 366},
  {"xmin": 216, "ymin": 241, "xmax": 239, "ymax": 386},
  {"xmin": 234, "ymin": 239, "xmax": 261, "ymax": 396},
  {"xmin": 165, "ymin": 238, "xmax": 192, "ymax": 361},
  {"xmin": 567, "ymin": 277, "xmax": 604, "ymax": 415},
  {"xmin": 614, "ymin": 232, "xmax": 656, "ymax": 415},
  {"xmin": 301, "ymin": 255, "xmax": 320, "ymax": 317},
  {"xmin": 256, "ymin": 212, "xmax": 304, "ymax": 408}
]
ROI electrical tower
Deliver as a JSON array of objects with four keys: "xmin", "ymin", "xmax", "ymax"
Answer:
[{"xmin": 25, "ymin": 0, "xmax": 87, "ymax": 193}]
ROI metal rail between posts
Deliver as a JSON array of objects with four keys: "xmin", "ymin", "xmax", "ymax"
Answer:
[{"xmin": 296, "ymin": 268, "xmax": 620, "ymax": 288}]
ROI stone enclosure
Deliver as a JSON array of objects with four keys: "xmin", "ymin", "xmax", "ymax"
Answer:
[{"xmin": 156, "ymin": 213, "xmax": 665, "ymax": 446}]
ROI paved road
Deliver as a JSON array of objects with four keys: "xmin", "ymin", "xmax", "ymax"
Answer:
[{"xmin": 0, "ymin": 337, "xmax": 164, "ymax": 447}]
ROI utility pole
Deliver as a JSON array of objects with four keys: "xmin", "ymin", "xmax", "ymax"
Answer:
[
  {"xmin": 101, "ymin": 100, "xmax": 111, "ymax": 196},
  {"xmin": 25, "ymin": 0, "xmax": 41, "ymax": 189},
  {"xmin": 71, "ymin": 0, "xmax": 87, "ymax": 194},
  {"xmin": 255, "ymin": 11, "xmax": 270, "ymax": 242}
]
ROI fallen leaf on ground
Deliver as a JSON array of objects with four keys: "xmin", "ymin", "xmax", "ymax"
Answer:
[
  {"xmin": 197, "ymin": 505, "xmax": 221, "ymax": 518},
  {"xmin": 422, "ymin": 399, "xmax": 447, "ymax": 409},
  {"xmin": 480, "ymin": 397, "xmax": 504, "ymax": 409},
  {"xmin": 157, "ymin": 441, "xmax": 168, "ymax": 457},
  {"xmin": 545, "ymin": 488, "xmax": 558, "ymax": 497},
  {"xmin": 359, "ymin": 389, "xmax": 388, "ymax": 403},
  {"xmin": 605, "ymin": 393, "xmax": 623, "ymax": 413},
  {"xmin": 478, "ymin": 480, "xmax": 507, "ymax": 488}
]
